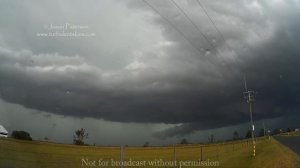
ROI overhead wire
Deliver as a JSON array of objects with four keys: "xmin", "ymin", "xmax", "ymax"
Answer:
[
  {"xmin": 196, "ymin": 0, "xmax": 243, "ymax": 75},
  {"xmin": 143, "ymin": 0, "xmax": 240, "ymax": 74},
  {"xmin": 196, "ymin": 0, "xmax": 254, "ymax": 65},
  {"xmin": 143, "ymin": 0, "xmax": 250, "ymax": 93},
  {"xmin": 170, "ymin": 0, "xmax": 216, "ymax": 52},
  {"xmin": 142, "ymin": 0, "xmax": 204, "ymax": 55},
  {"xmin": 196, "ymin": 0, "xmax": 227, "ymax": 44},
  {"xmin": 197, "ymin": 0, "xmax": 266, "ymax": 91}
]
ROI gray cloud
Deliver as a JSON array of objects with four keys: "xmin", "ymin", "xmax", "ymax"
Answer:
[{"xmin": 0, "ymin": 0, "xmax": 300, "ymax": 139}]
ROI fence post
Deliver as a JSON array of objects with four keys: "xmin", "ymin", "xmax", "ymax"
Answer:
[
  {"xmin": 120, "ymin": 145, "xmax": 124, "ymax": 168},
  {"xmin": 216, "ymin": 145, "xmax": 219, "ymax": 159},
  {"xmin": 200, "ymin": 146, "xmax": 203, "ymax": 161},
  {"xmin": 173, "ymin": 145, "xmax": 176, "ymax": 168}
]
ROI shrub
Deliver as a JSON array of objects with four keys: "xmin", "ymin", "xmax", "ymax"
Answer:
[{"xmin": 11, "ymin": 131, "xmax": 32, "ymax": 140}]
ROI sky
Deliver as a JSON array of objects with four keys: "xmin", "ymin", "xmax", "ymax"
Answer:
[{"xmin": 0, "ymin": 0, "xmax": 299, "ymax": 145}]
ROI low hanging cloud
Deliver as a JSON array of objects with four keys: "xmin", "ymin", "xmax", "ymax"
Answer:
[{"xmin": 0, "ymin": 0, "xmax": 300, "ymax": 138}]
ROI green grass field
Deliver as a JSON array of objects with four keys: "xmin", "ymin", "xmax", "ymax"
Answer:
[{"xmin": 0, "ymin": 137, "xmax": 299, "ymax": 168}]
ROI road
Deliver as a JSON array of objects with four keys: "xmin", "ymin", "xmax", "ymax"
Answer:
[{"xmin": 275, "ymin": 136, "xmax": 300, "ymax": 155}]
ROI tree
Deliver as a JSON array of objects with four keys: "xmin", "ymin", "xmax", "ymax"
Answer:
[
  {"xmin": 11, "ymin": 131, "xmax": 32, "ymax": 140},
  {"xmin": 143, "ymin": 141, "xmax": 150, "ymax": 147},
  {"xmin": 208, "ymin": 134, "xmax": 215, "ymax": 143},
  {"xmin": 233, "ymin": 131, "xmax": 239, "ymax": 140},
  {"xmin": 180, "ymin": 138, "xmax": 188, "ymax": 144},
  {"xmin": 44, "ymin": 137, "xmax": 49, "ymax": 141},
  {"xmin": 259, "ymin": 129, "xmax": 265, "ymax": 137},
  {"xmin": 73, "ymin": 128, "xmax": 88, "ymax": 145},
  {"xmin": 286, "ymin": 128, "xmax": 291, "ymax": 132},
  {"xmin": 245, "ymin": 130, "xmax": 251, "ymax": 139}
]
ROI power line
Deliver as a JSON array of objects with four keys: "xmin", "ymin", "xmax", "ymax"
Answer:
[
  {"xmin": 196, "ymin": 0, "xmax": 242, "ymax": 73},
  {"xmin": 196, "ymin": 0, "xmax": 226, "ymax": 44},
  {"xmin": 170, "ymin": 0, "xmax": 216, "ymax": 52},
  {"xmin": 142, "ymin": 0, "xmax": 203, "ymax": 55},
  {"xmin": 170, "ymin": 0, "xmax": 241, "ymax": 80},
  {"xmin": 196, "ymin": 0, "xmax": 250, "ymax": 62},
  {"xmin": 143, "ymin": 0, "xmax": 236, "ymax": 75}
]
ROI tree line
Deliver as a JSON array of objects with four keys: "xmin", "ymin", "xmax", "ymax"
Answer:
[{"xmin": 7, "ymin": 127, "xmax": 298, "ymax": 146}]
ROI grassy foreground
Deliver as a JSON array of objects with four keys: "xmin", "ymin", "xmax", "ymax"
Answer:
[{"xmin": 0, "ymin": 137, "xmax": 299, "ymax": 168}]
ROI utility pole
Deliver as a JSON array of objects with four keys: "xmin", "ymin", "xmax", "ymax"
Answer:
[{"xmin": 243, "ymin": 76, "xmax": 256, "ymax": 157}]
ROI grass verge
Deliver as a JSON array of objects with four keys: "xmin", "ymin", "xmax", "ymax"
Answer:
[{"xmin": 0, "ymin": 137, "xmax": 299, "ymax": 168}]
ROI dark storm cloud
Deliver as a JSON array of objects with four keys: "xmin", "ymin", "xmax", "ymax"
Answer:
[{"xmin": 0, "ymin": 0, "xmax": 300, "ymax": 138}]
